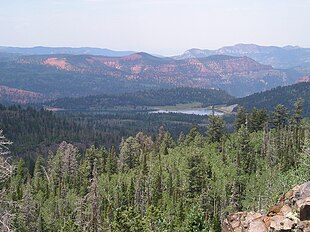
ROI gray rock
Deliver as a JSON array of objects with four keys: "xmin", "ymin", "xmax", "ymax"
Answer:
[{"xmin": 222, "ymin": 182, "xmax": 310, "ymax": 232}]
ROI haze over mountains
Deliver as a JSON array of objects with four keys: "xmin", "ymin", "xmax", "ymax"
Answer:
[
  {"xmin": 0, "ymin": 46, "xmax": 135, "ymax": 57},
  {"xmin": 0, "ymin": 43, "xmax": 310, "ymax": 104},
  {"xmin": 2, "ymin": 43, "xmax": 310, "ymax": 68},
  {"xmin": 174, "ymin": 43, "xmax": 310, "ymax": 69}
]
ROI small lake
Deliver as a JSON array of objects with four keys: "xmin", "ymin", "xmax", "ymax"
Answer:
[{"xmin": 149, "ymin": 109, "xmax": 224, "ymax": 116}]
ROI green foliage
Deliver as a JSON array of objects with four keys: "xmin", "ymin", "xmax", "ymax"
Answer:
[
  {"xmin": 234, "ymin": 106, "xmax": 247, "ymax": 130},
  {"xmin": 0, "ymin": 105, "xmax": 308, "ymax": 231},
  {"xmin": 232, "ymin": 82, "xmax": 310, "ymax": 117},
  {"xmin": 49, "ymin": 87, "xmax": 234, "ymax": 111},
  {"xmin": 272, "ymin": 104, "xmax": 289, "ymax": 129},
  {"xmin": 185, "ymin": 204, "xmax": 209, "ymax": 232},
  {"xmin": 0, "ymin": 104, "xmax": 211, "ymax": 158},
  {"xmin": 207, "ymin": 115, "xmax": 225, "ymax": 143}
]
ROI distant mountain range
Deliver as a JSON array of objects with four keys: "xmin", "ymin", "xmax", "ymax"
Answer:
[
  {"xmin": 0, "ymin": 52, "xmax": 303, "ymax": 102},
  {"xmin": 2, "ymin": 44, "xmax": 310, "ymax": 69},
  {"xmin": 0, "ymin": 44, "xmax": 309, "ymax": 104},
  {"xmin": 173, "ymin": 44, "xmax": 310, "ymax": 69},
  {"xmin": 0, "ymin": 46, "xmax": 135, "ymax": 57}
]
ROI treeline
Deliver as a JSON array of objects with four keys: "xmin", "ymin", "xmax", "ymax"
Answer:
[
  {"xmin": 232, "ymin": 82, "xmax": 310, "ymax": 117},
  {"xmin": 0, "ymin": 101, "xmax": 309, "ymax": 231},
  {"xmin": 47, "ymin": 87, "xmax": 234, "ymax": 110}
]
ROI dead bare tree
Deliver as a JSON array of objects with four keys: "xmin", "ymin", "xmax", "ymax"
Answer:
[
  {"xmin": 0, "ymin": 129, "xmax": 14, "ymax": 232},
  {"xmin": 0, "ymin": 130, "xmax": 13, "ymax": 182}
]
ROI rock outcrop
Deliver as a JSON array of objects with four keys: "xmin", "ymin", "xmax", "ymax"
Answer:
[
  {"xmin": 297, "ymin": 75, "xmax": 310, "ymax": 83},
  {"xmin": 222, "ymin": 182, "xmax": 310, "ymax": 232}
]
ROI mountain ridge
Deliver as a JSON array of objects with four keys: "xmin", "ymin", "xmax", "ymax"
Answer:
[
  {"xmin": 173, "ymin": 43, "xmax": 310, "ymax": 69},
  {"xmin": 0, "ymin": 46, "xmax": 135, "ymax": 57},
  {"xmin": 0, "ymin": 52, "xmax": 303, "ymax": 102}
]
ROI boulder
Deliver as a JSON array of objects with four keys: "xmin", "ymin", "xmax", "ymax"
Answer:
[{"xmin": 222, "ymin": 182, "xmax": 310, "ymax": 232}]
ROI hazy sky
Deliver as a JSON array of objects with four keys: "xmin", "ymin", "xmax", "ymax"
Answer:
[{"xmin": 1, "ymin": 0, "xmax": 310, "ymax": 55}]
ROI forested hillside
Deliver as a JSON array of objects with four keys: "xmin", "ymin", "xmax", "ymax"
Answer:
[
  {"xmin": 46, "ymin": 87, "xmax": 234, "ymax": 111},
  {"xmin": 0, "ymin": 62, "xmax": 153, "ymax": 100},
  {"xmin": 0, "ymin": 105, "xmax": 108, "ymax": 155},
  {"xmin": 232, "ymin": 82, "xmax": 310, "ymax": 117},
  {"xmin": 0, "ymin": 105, "xmax": 215, "ymax": 157},
  {"xmin": 0, "ymin": 102, "xmax": 309, "ymax": 231},
  {"xmin": 0, "ymin": 52, "xmax": 303, "ymax": 102}
]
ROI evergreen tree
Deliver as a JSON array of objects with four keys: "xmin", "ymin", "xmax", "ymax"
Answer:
[
  {"xmin": 16, "ymin": 181, "xmax": 37, "ymax": 231},
  {"xmin": 234, "ymin": 107, "xmax": 247, "ymax": 131},
  {"xmin": 119, "ymin": 137, "xmax": 140, "ymax": 171},
  {"xmin": 207, "ymin": 116, "xmax": 225, "ymax": 143},
  {"xmin": 272, "ymin": 104, "xmax": 289, "ymax": 129},
  {"xmin": 188, "ymin": 153, "xmax": 204, "ymax": 197},
  {"xmin": 87, "ymin": 160, "xmax": 101, "ymax": 232},
  {"xmin": 291, "ymin": 98, "xmax": 304, "ymax": 127},
  {"xmin": 57, "ymin": 141, "xmax": 79, "ymax": 186},
  {"xmin": 33, "ymin": 155, "xmax": 47, "ymax": 195},
  {"xmin": 185, "ymin": 204, "xmax": 208, "ymax": 232},
  {"xmin": 178, "ymin": 131, "xmax": 186, "ymax": 145},
  {"xmin": 248, "ymin": 107, "xmax": 267, "ymax": 132},
  {"xmin": 106, "ymin": 146, "xmax": 118, "ymax": 177}
]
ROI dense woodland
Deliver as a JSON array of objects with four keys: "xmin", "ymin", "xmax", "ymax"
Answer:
[
  {"xmin": 0, "ymin": 99, "xmax": 309, "ymax": 231},
  {"xmin": 0, "ymin": 105, "xmax": 107, "ymax": 155},
  {"xmin": 233, "ymin": 82, "xmax": 310, "ymax": 117},
  {"xmin": 46, "ymin": 87, "xmax": 234, "ymax": 111},
  {"xmin": 0, "ymin": 104, "xmax": 217, "ymax": 158}
]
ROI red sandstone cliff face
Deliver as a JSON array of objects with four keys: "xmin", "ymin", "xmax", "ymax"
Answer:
[
  {"xmin": 42, "ymin": 58, "xmax": 77, "ymax": 71},
  {"xmin": 37, "ymin": 53, "xmax": 276, "ymax": 87},
  {"xmin": 40, "ymin": 54, "xmax": 271, "ymax": 77},
  {"xmin": 0, "ymin": 85, "xmax": 44, "ymax": 104},
  {"xmin": 297, "ymin": 75, "xmax": 310, "ymax": 83}
]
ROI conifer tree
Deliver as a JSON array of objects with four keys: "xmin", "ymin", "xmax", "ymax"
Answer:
[
  {"xmin": 272, "ymin": 104, "xmax": 289, "ymax": 129},
  {"xmin": 17, "ymin": 181, "xmax": 37, "ymax": 231},
  {"xmin": 57, "ymin": 141, "xmax": 79, "ymax": 186},
  {"xmin": 33, "ymin": 155, "xmax": 47, "ymax": 194},
  {"xmin": 188, "ymin": 153, "xmax": 204, "ymax": 197},
  {"xmin": 291, "ymin": 98, "xmax": 304, "ymax": 153},
  {"xmin": 177, "ymin": 131, "xmax": 186, "ymax": 145},
  {"xmin": 119, "ymin": 137, "xmax": 140, "ymax": 171},
  {"xmin": 207, "ymin": 116, "xmax": 225, "ymax": 143},
  {"xmin": 87, "ymin": 160, "xmax": 100, "ymax": 232},
  {"xmin": 106, "ymin": 146, "xmax": 117, "ymax": 178},
  {"xmin": 234, "ymin": 107, "xmax": 247, "ymax": 131}
]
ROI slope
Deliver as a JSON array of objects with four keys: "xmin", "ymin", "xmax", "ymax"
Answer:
[{"xmin": 231, "ymin": 82, "xmax": 310, "ymax": 116}]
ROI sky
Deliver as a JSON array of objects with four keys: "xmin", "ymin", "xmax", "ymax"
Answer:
[{"xmin": 1, "ymin": 0, "xmax": 310, "ymax": 55}]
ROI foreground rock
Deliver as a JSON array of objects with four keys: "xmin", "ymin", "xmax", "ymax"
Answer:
[{"xmin": 222, "ymin": 182, "xmax": 310, "ymax": 232}]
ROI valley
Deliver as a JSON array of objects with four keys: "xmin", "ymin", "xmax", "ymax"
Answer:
[
  {"xmin": 1, "ymin": 0, "xmax": 310, "ymax": 231},
  {"xmin": 1, "ymin": 44, "xmax": 309, "ymax": 232}
]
